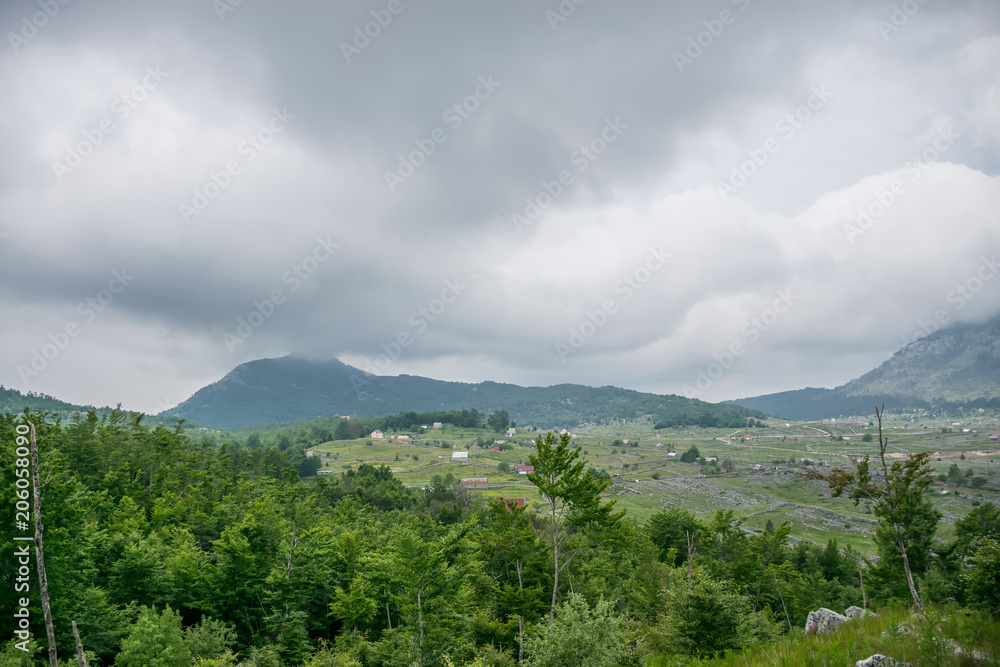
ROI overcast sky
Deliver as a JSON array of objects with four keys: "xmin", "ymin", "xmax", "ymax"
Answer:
[{"xmin": 1, "ymin": 0, "xmax": 999, "ymax": 414}]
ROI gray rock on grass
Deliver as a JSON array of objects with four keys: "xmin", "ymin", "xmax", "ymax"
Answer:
[
  {"xmin": 805, "ymin": 608, "xmax": 848, "ymax": 635},
  {"xmin": 855, "ymin": 655, "xmax": 910, "ymax": 667}
]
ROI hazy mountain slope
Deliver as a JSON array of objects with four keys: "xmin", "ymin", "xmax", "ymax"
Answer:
[{"xmin": 729, "ymin": 313, "xmax": 1000, "ymax": 420}]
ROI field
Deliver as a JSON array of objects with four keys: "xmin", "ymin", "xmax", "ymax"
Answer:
[{"xmin": 307, "ymin": 411, "xmax": 1000, "ymax": 552}]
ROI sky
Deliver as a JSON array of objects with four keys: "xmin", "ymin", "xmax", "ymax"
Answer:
[{"xmin": 1, "ymin": 0, "xmax": 999, "ymax": 415}]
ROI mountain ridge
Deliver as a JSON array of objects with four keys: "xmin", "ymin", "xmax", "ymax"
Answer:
[
  {"xmin": 161, "ymin": 356, "xmax": 766, "ymax": 430},
  {"xmin": 727, "ymin": 313, "xmax": 1000, "ymax": 420}
]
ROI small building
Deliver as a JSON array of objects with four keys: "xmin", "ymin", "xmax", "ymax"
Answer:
[
  {"xmin": 667, "ymin": 452, "xmax": 678, "ymax": 458},
  {"xmin": 610, "ymin": 474, "xmax": 625, "ymax": 485},
  {"xmin": 627, "ymin": 464, "xmax": 639, "ymax": 471},
  {"xmin": 433, "ymin": 422, "xmax": 443, "ymax": 428},
  {"xmin": 305, "ymin": 449, "xmax": 316, "ymax": 458},
  {"xmin": 461, "ymin": 477, "xmax": 489, "ymax": 490},
  {"xmin": 452, "ymin": 451, "xmax": 469, "ymax": 462},
  {"xmin": 370, "ymin": 430, "xmax": 384, "ymax": 439},
  {"xmin": 496, "ymin": 497, "xmax": 525, "ymax": 510},
  {"xmin": 990, "ymin": 434, "xmax": 1000, "ymax": 441},
  {"xmin": 515, "ymin": 465, "xmax": 534, "ymax": 475},
  {"xmin": 393, "ymin": 434, "xmax": 411, "ymax": 442},
  {"xmin": 506, "ymin": 427, "xmax": 516, "ymax": 437},
  {"xmin": 721, "ymin": 460, "xmax": 734, "ymax": 473},
  {"xmin": 316, "ymin": 470, "xmax": 334, "ymax": 476},
  {"xmin": 489, "ymin": 445, "xmax": 502, "ymax": 452}
]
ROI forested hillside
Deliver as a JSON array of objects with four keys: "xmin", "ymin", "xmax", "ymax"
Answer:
[
  {"xmin": 162, "ymin": 356, "xmax": 768, "ymax": 430},
  {"xmin": 2, "ymin": 410, "xmax": 998, "ymax": 666},
  {"xmin": 0, "ymin": 386, "xmax": 100, "ymax": 418}
]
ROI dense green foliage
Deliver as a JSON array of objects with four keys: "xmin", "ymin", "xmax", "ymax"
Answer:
[
  {"xmin": 2, "ymin": 410, "xmax": 998, "ymax": 665},
  {"xmin": 162, "ymin": 356, "xmax": 767, "ymax": 430}
]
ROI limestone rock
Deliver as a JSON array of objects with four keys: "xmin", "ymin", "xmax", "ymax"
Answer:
[
  {"xmin": 846, "ymin": 605, "xmax": 876, "ymax": 619},
  {"xmin": 805, "ymin": 607, "xmax": 848, "ymax": 635},
  {"xmin": 855, "ymin": 655, "xmax": 910, "ymax": 667}
]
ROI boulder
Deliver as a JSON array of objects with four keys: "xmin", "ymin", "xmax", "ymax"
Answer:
[
  {"xmin": 805, "ymin": 607, "xmax": 848, "ymax": 635},
  {"xmin": 855, "ymin": 655, "xmax": 910, "ymax": 667},
  {"xmin": 845, "ymin": 605, "xmax": 876, "ymax": 620}
]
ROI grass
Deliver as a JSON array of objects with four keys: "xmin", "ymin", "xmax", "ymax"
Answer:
[
  {"xmin": 306, "ymin": 417, "xmax": 1000, "ymax": 550},
  {"xmin": 648, "ymin": 605, "xmax": 1000, "ymax": 666}
]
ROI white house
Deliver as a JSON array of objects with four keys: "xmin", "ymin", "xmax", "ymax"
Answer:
[
  {"xmin": 506, "ymin": 427, "xmax": 516, "ymax": 437},
  {"xmin": 452, "ymin": 451, "xmax": 469, "ymax": 462},
  {"xmin": 433, "ymin": 422, "xmax": 443, "ymax": 428}
]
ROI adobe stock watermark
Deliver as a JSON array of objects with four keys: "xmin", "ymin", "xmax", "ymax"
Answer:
[
  {"xmin": 511, "ymin": 116, "xmax": 627, "ymax": 233},
  {"xmin": 7, "ymin": 0, "xmax": 71, "ymax": 54},
  {"xmin": 877, "ymin": 0, "xmax": 927, "ymax": 41},
  {"xmin": 545, "ymin": 0, "xmax": 588, "ymax": 32},
  {"xmin": 556, "ymin": 245, "xmax": 671, "ymax": 362},
  {"xmin": 179, "ymin": 107, "xmax": 294, "ymax": 224},
  {"xmin": 349, "ymin": 277, "xmax": 467, "ymax": 397},
  {"xmin": 16, "ymin": 268, "xmax": 135, "ymax": 384},
  {"xmin": 682, "ymin": 288, "xmax": 797, "ymax": 396},
  {"xmin": 52, "ymin": 65, "xmax": 168, "ymax": 182},
  {"xmin": 213, "ymin": 0, "xmax": 244, "ymax": 22},
  {"xmin": 899, "ymin": 255, "xmax": 999, "ymax": 347},
  {"xmin": 716, "ymin": 85, "xmax": 833, "ymax": 202},
  {"xmin": 673, "ymin": 0, "xmax": 750, "ymax": 73},
  {"xmin": 842, "ymin": 124, "xmax": 959, "ymax": 244},
  {"xmin": 384, "ymin": 75, "xmax": 502, "ymax": 193},
  {"xmin": 223, "ymin": 235, "xmax": 340, "ymax": 352},
  {"xmin": 340, "ymin": 0, "xmax": 416, "ymax": 64}
]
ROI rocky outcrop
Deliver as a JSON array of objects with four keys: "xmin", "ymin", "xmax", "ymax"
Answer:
[
  {"xmin": 855, "ymin": 655, "xmax": 910, "ymax": 667},
  {"xmin": 845, "ymin": 605, "xmax": 876, "ymax": 620},
  {"xmin": 805, "ymin": 608, "xmax": 848, "ymax": 635}
]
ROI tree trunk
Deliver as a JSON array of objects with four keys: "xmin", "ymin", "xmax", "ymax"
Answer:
[
  {"xmin": 417, "ymin": 584, "xmax": 425, "ymax": 667},
  {"xmin": 72, "ymin": 621, "xmax": 87, "ymax": 666},
  {"xmin": 29, "ymin": 422, "xmax": 58, "ymax": 667},
  {"xmin": 857, "ymin": 556, "xmax": 867, "ymax": 612},
  {"xmin": 549, "ymin": 502, "xmax": 559, "ymax": 624},
  {"xmin": 686, "ymin": 530, "xmax": 697, "ymax": 592},
  {"xmin": 771, "ymin": 574, "xmax": 792, "ymax": 632},
  {"xmin": 896, "ymin": 533, "xmax": 922, "ymax": 610},
  {"xmin": 516, "ymin": 559, "xmax": 524, "ymax": 666}
]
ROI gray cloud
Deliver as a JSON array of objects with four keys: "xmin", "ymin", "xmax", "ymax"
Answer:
[{"xmin": 1, "ymin": 0, "xmax": 998, "ymax": 413}]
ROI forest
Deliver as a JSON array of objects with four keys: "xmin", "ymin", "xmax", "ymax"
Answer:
[{"xmin": 1, "ymin": 409, "xmax": 998, "ymax": 666}]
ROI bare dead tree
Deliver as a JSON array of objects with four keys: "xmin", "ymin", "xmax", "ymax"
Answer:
[
  {"xmin": 686, "ymin": 529, "xmax": 699, "ymax": 591},
  {"xmin": 28, "ymin": 421, "xmax": 58, "ymax": 667}
]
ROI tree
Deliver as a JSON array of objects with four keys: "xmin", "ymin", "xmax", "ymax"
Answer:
[
  {"xmin": 115, "ymin": 606, "xmax": 191, "ymax": 667},
  {"xmin": 482, "ymin": 500, "xmax": 547, "ymax": 663},
  {"xmin": 522, "ymin": 595, "xmax": 635, "ymax": 667},
  {"xmin": 488, "ymin": 410, "xmax": 511, "ymax": 434},
  {"xmin": 647, "ymin": 508, "xmax": 702, "ymax": 566},
  {"xmin": 862, "ymin": 433, "xmax": 873, "ymax": 443},
  {"xmin": 526, "ymin": 432, "xmax": 624, "ymax": 623},
  {"xmin": 817, "ymin": 406, "xmax": 939, "ymax": 609},
  {"xmin": 679, "ymin": 445, "xmax": 700, "ymax": 463}
]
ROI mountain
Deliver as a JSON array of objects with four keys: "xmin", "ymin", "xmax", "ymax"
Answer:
[
  {"xmin": 161, "ymin": 356, "xmax": 767, "ymax": 430},
  {"xmin": 0, "ymin": 385, "xmax": 102, "ymax": 418},
  {"xmin": 729, "ymin": 313, "xmax": 1000, "ymax": 420}
]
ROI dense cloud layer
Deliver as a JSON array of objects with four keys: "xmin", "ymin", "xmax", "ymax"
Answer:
[{"xmin": 1, "ymin": 0, "xmax": 998, "ymax": 413}]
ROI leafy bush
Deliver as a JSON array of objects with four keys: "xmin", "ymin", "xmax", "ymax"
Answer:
[{"xmin": 523, "ymin": 594, "xmax": 639, "ymax": 667}]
